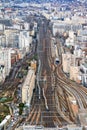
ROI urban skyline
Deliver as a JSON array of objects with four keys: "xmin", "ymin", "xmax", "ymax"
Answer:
[{"xmin": 0, "ymin": 0, "xmax": 87, "ymax": 130}]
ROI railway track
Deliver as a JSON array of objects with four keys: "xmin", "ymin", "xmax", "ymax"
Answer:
[
  {"xmin": 10, "ymin": 18, "xmax": 87, "ymax": 129},
  {"xmin": 25, "ymin": 19, "xmax": 84, "ymax": 128},
  {"xmin": 26, "ymin": 20, "xmax": 71, "ymax": 127},
  {"xmin": 57, "ymin": 63, "xmax": 87, "ymax": 109},
  {"xmin": 52, "ymin": 37, "xmax": 87, "ymax": 111},
  {"xmin": 40, "ymin": 23, "xmax": 72, "ymax": 127},
  {"xmin": 46, "ymin": 31, "xmax": 87, "ymax": 125}
]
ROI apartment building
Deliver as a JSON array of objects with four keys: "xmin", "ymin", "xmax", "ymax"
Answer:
[
  {"xmin": 80, "ymin": 62, "xmax": 87, "ymax": 86},
  {"xmin": 0, "ymin": 47, "xmax": 11, "ymax": 82},
  {"xmin": 65, "ymin": 31, "xmax": 76, "ymax": 47},
  {"xmin": 4, "ymin": 29, "xmax": 19, "ymax": 48},
  {"xmin": 62, "ymin": 49, "xmax": 87, "ymax": 85},
  {"xmin": 62, "ymin": 52, "xmax": 75, "ymax": 73},
  {"xmin": 22, "ymin": 68, "xmax": 36, "ymax": 106},
  {"xmin": 0, "ymin": 34, "xmax": 6, "ymax": 47},
  {"xmin": 19, "ymin": 31, "xmax": 32, "ymax": 52},
  {"xmin": 70, "ymin": 66, "xmax": 80, "ymax": 81}
]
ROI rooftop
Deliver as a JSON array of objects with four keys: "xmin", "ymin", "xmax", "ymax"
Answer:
[{"xmin": 0, "ymin": 19, "xmax": 12, "ymax": 26}]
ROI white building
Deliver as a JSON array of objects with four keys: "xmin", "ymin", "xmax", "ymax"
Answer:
[
  {"xmin": 74, "ymin": 48, "xmax": 83, "ymax": 58},
  {"xmin": 52, "ymin": 22, "xmax": 67, "ymax": 36},
  {"xmin": 13, "ymin": 24, "xmax": 23, "ymax": 30},
  {"xmin": 0, "ymin": 24, "xmax": 5, "ymax": 31},
  {"xmin": 77, "ymin": 29, "xmax": 87, "ymax": 43},
  {"xmin": 33, "ymin": 22, "xmax": 37, "ymax": 31},
  {"xmin": 0, "ymin": 64, "xmax": 5, "ymax": 82},
  {"xmin": 19, "ymin": 31, "xmax": 32, "ymax": 52},
  {"xmin": 0, "ymin": 48, "xmax": 11, "ymax": 82},
  {"xmin": 0, "ymin": 35, "xmax": 6, "ymax": 47},
  {"xmin": 4, "ymin": 29, "xmax": 19, "ymax": 48},
  {"xmin": 65, "ymin": 31, "xmax": 76, "ymax": 47},
  {"xmin": 80, "ymin": 63, "xmax": 87, "ymax": 86},
  {"xmin": 22, "ymin": 69, "xmax": 36, "ymax": 106},
  {"xmin": 52, "ymin": 18, "xmax": 83, "ymax": 36},
  {"xmin": 65, "ymin": 38, "xmax": 75, "ymax": 47},
  {"xmin": 24, "ymin": 22, "xmax": 30, "ymax": 30}
]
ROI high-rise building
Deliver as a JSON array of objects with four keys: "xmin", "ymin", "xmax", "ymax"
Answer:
[
  {"xmin": 0, "ymin": 47, "xmax": 11, "ymax": 82},
  {"xmin": 19, "ymin": 31, "xmax": 32, "ymax": 52}
]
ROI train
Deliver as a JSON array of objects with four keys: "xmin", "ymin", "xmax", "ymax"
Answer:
[
  {"xmin": 42, "ymin": 88, "xmax": 49, "ymax": 111},
  {"xmin": 46, "ymin": 104, "xmax": 49, "ymax": 111}
]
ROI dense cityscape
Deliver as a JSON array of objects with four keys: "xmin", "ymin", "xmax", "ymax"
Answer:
[{"xmin": 0, "ymin": 0, "xmax": 87, "ymax": 130}]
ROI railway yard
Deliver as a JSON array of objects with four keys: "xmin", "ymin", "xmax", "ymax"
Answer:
[
  {"xmin": 25, "ymin": 19, "xmax": 87, "ymax": 128},
  {"xmin": 1, "ymin": 18, "xmax": 87, "ymax": 130}
]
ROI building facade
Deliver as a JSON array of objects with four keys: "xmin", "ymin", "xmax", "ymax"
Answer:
[
  {"xmin": 0, "ymin": 47, "xmax": 11, "ymax": 82},
  {"xmin": 22, "ymin": 68, "xmax": 36, "ymax": 106}
]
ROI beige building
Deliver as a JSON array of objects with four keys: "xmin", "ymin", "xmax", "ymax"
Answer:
[
  {"xmin": 65, "ymin": 31, "xmax": 76, "ymax": 47},
  {"xmin": 30, "ymin": 60, "xmax": 37, "ymax": 72},
  {"xmin": 62, "ymin": 53, "xmax": 75, "ymax": 73},
  {"xmin": 62, "ymin": 52, "xmax": 82, "ymax": 83},
  {"xmin": 4, "ymin": 29, "xmax": 19, "ymax": 47},
  {"xmin": 22, "ymin": 68, "xmax": 36, "ymax": 106},
  {"xmin": 70, "ymin": 66, "xmax": 80, "ymax": 81}
]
